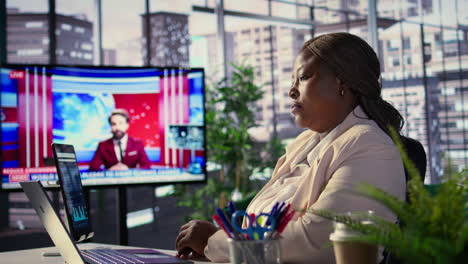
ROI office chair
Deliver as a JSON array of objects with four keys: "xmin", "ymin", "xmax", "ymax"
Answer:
[
  {"xmin": 381, "ymin": 136, "xmax": 427, "ymax": 264},
  {"xmin": 400, "ymin": 136, "xmax": 427, "ymax": 184}
]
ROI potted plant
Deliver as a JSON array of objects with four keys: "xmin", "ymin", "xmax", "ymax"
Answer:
[
  {"xmin": 174, "ymin": 63, "xmax": 284, "ymax": 221},
  {"xmin": 311, "ymin": 128, "xmax": 467, "ymax": 264}
]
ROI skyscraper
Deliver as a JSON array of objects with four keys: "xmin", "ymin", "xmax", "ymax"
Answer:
[
  {"xmin": 141, "ymin": 12, "xmax": 190, "ymax": 67},
  {"xmin": 7, "ymin": 11, "xmax": 93, "ymax": 65}
]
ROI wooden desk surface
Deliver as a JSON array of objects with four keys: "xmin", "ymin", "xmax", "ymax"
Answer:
[{"xmin": 0, "ymin": 242, "xmax": 214, "ymax": 264}]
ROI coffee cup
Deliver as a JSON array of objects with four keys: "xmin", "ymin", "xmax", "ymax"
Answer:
[{"xmin": 330, "ymin": 222, "xmax": 378, "ymax": 264}]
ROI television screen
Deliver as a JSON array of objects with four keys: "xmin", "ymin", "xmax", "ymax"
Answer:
[{"xmin": 1, "ymin": 65, "xmax": 206, "ymax": 190}]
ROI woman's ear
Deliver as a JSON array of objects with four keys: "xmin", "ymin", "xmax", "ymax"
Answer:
[{"xmin": 335, "ymin": 77, "xmax": 348, "ymax": 90}]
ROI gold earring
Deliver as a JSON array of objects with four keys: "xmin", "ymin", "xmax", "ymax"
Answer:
[{"xmin": 340, "ymin": 90, "xmax": 345, "ymax": 96}]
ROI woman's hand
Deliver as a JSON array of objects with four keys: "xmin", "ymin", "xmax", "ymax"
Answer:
[{"xmin": 175, "ymin": 220, "xmax": 219, "ymax": 259}]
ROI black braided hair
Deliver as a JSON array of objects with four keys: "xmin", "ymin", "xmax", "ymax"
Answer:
[{"xmin": 300, "ymin": 32, "xmax": 404, "ymax": 136}]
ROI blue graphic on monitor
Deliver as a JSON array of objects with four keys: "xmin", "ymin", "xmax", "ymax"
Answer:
[
  {"xmin": 72, "ymin": 206, "xmax": 88, "ymax": 222},
  {"xmin": 53, "ymin": 92, "xmax": 114, "ymax": 157},
  {"xmin": 188, "ymin": 74, "xmax": 204, "ymax": 125},
  {"xmin": 187, "ymin": 156, "xmax": 204, "ymax": 174}
]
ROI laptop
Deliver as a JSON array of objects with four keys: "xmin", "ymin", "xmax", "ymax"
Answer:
[
  {"xmin": 20, "ymin": 143, "xmax": 192, "ymax": 264},
  {"xmin": 51, "ymin": 143, "xmax": 94, "ymax": 243}
]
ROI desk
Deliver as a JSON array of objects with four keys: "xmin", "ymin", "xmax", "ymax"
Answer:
[{"xmin": 0, "ymin": 243, "xmax": 215, "ymax": 264}]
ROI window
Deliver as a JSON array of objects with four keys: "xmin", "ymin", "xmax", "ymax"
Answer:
[
  {"xmin": 102, "ymin": 0, "xmax": 144, "ymax": 65},
  {"xmin": 434, "ymin": 33, "xmax": 441, "ymax": 46},
  {"xmin": 225, "ymin": 15, "xmax": 310, "ymax": 141},
  {"xmin": 225, "ymin": 0, "xmax": 268, "ymax": 15},
  {"xmin": 272, "ymin": 1, "xmax": 299, "ymax": 20},
  {"xmin": 389, "ymin": 57, "xmax": 400, "ymax": 67},
  {"xmin": 25, "ymin": 21, "xmax": 44, "ymax": 28},
  {"xmin": 56, "ymin": 0, "xmax": 95, "ymax": 65},
  {"xmin": 81, "ymin": 43, "xmax": 93, "ymax": 51},
  {"xmin": 61, "ymin": 23, "xmax": 72, "ymax": 31},
  {"xmin": 442, "ymin": 122, "xmax": 457, "ymax": 128},
  {"xmin": 403, "ymin": 37, "xmax": 411, "ymax": 50},
  {"xmin": 387, "ymin": 39, "xmax": 398, "ymax": 51},
  {"xmin": 75, "ymin": 27, "xmax": 85, "ymax": 34},
  {"xmin": 17, "ymin": 48, "xmax": 43, "ymax": 56},
  {"xmin": 405, "ymin": 55, "xmax": 412, "ymax": 65}
]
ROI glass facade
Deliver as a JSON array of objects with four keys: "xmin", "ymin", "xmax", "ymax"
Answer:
[
  {"xmin": 55, "ymin": 0, "xmax": 95, "ymax": 65},
  {"xmin": 224, "ymin": 15, "xmax": 312, "ymax": 140},
  {"xmin": 6, "ymin": 0, "xmax": 49, "ymax": 63},
  {"xmin": 102, "ymin": 0, "xmax": 145, "ymax": 65},
  {"xmin": 378, "ymin": 0, "xmax": 468, "ymax": 181}
]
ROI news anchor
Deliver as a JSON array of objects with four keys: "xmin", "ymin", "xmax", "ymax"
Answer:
[{"xmin": 89, "ymin": 109, "xmax": 151, "ymax": 171}]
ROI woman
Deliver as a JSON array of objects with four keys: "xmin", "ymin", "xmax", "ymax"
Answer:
[{"xmin": 175, "ymin": 32, "xmax": 406, "ymax": 263}]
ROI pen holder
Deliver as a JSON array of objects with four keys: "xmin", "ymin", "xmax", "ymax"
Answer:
[{"xmin": 228, "ymin": 238, "xmax": 281, "ymax": 264}]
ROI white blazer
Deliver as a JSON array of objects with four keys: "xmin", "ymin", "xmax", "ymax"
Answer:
[{"xmin": 204, "ymin": 106, "xmax": 406, "ymax": 263}]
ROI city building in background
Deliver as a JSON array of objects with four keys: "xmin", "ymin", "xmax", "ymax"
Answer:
[
  {"xmin": 312, "ymin": 0, "xmax": 433, "ymax": 22},
  {"xmin": 190, "ymin": 32, "xmax": 235, "ymax": 81},
  {"xmin": 380, "ymin": 19, "xmax": 468, "ymax": 177},
  {"xmin": 102, "ymin": 48, "xmax": 117, "ymax": 65},
  {"xmin": 7, "ymin": 9, "xmax": 93, "ymax": 65},
  {"xmin": 229, "ymin": 17, "xmax": 396, "ymax": 142},
  {"xmin": 225, "ymin": 25, "xmax": 308, "ymax": 141},
  {"xmin": 142, "ymin": 12, "xmax": 190, "ymax": 67}
]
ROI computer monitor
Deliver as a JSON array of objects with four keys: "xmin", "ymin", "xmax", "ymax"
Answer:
[{"xmin": 1, "ymin": 64, "xmax": 206, "ymax": 190}]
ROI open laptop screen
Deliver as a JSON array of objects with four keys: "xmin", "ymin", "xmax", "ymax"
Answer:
[{"xmin": 52, "ymin": 143, "xmax": 93, "ymax": 241}]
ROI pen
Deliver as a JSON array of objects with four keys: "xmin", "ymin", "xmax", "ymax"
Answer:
[
  {"xmin": 216, "ymin": 208, "xmax": 244, "ymax": 240},
  {"xmin": 212, "ymin": 214, "xmax": 233, "ymax": 238},
  {"xmin": 276, "ymin": 202, "xmax": 286, "ymax": 216},
  {"xmin": 267, "ymin": 202, "xmax": 279, "ymax": 225},
  {"xmin": 228, "ymin": 201, "xmax": 236, "ymax": 215},
  {"xmin": 270, "ymin": 202, "xmax": 279, "ymax": 216},
  {"xmin": 273, "ymin": 209, "xmax": 295, "ymax": 239},
  {"xmin": 216, "ymin": 208, "xmax": 233, "ymax": 232},
  {"xmin": 276, "ymin": 203, "xmax": 291, "ymax": 223}
]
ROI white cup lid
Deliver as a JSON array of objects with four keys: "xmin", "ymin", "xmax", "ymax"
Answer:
[{"xmin": 329, "ymin": 223, "xmax": 362, "ymax": 242}]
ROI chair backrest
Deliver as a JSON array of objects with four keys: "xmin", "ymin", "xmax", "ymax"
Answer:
[
  {"xmin": 400, "ymin": 136, "xmax": 427, "ymax": 202},
  {"xmin": 400, "ymin": 136, "xmax": 427, "ymax": 183},
  {"xmin": 381, "ymin": 136, "xmax": 427, "ymax": 264}
]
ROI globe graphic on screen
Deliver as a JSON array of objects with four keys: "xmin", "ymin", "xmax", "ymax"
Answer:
[{"xmin": 53, "ymin": 92, "xmax": 115, "ymax": 150}]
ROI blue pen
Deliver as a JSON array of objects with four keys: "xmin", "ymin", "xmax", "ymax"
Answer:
[
  {"xmin": 276, "ymin": 202, "xmax": 286, "ymax": 217},
  {"xmin": 216, "ymin": 208, "xmax": 240, "ymax": 239},
  {"xmin": 267, "ymin": 202, "xmax": 279, "ymax": 225},
  {"xmin": 270, "ymin": 202, "xmax": 279, "ymax": 215},
  {"xmin": 216, "ymin": 208, "xmax": 232, "ymax": 231},
  {"xmin": 228, "ymin": 201, "xmax": 236, "ymax": 215},
  {"xmin": 276, "ymin": 203, "xmax": 291, "ymax": 224}
]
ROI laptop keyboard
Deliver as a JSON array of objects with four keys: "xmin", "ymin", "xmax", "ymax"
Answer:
[{"xmin": 82, "ymin": 248, "xmax": 145, "ymax": 264}]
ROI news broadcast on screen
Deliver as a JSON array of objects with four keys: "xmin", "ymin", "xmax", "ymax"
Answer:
[{"xmin": 1, "ymin": 65, "xmax": 206, "ymax": 190}]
